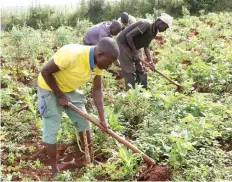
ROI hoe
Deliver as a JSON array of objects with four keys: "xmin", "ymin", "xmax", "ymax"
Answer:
[{"xmin": 68, "ymin": 102, "xmax": 156, "ymax": 166}]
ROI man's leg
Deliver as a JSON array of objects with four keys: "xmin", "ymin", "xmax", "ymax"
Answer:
[
  {"xmin": 64, "ymin": 90, "xmax": 94, "ymax": 163},
  {"xmin": 43, "ymin": 115, "xmax": 62, "ymax": 176},
  {"xmin": 134, "ymin": 57, "xmax": 147, "ymax": 89},
  {"xmin": 122, "ymin": 71, "xmax": 136, "ymax": 91},
  {"xmin": 44, "ymin": 143, "xmax": 59, "ymax": 176},
  {"xmin": 116, "ymin": 40, "xmax": 136, "ymax": 91},
  {"xmin": 136, "ymin": 70, "xmax": 148, "ymax": 89},
  {"xmin": 38, "ymin": 87, "xmax": 62, "ymax": 176}
]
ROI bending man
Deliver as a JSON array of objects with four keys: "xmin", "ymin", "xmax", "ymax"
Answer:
[
  {"xmin": 37, "ymin": 37, "xmax": 120, "ymax": 176},
  {"xmin": 117, "ymin": 13, "xmax": 173, "ymax": 90},
  {"xmin": 83, "ymin": 21, "xmax": 121, "ymax": 46}
]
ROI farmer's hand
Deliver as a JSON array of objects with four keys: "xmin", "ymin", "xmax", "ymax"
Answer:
[
  {"xmin": 100, "ymin": 120, "xmax": 110, "ymax": 131},
  {"xmin": 149, "ymin": 61, "xmax": 155, "ymax": 71},
  {"xmin": 58, "ymin": 94, "xmax": 69, "ymax": 106}
]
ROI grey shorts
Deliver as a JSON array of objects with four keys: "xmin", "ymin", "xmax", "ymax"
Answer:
[{"xmin": 38, "ymin": 87, "xmax": 90, "ymax": 144}]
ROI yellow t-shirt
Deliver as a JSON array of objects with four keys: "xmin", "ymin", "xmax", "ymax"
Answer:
[{"xmin": 38, "ymin": 44, "xmax": 103, "ymax": 92}]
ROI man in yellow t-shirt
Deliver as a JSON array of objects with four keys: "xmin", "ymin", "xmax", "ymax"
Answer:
[{"xmin": 37, "ymin": 37, "xmax": 119, "ymax": 176}]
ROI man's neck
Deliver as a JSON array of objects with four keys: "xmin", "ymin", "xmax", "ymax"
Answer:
[
  {"xmin": 93, "ymin": 47, "xmax": 98, "ymax": 65},
  {"xmin": 151, "ymin": 23, "xmax": 158, "ymax": 35}
]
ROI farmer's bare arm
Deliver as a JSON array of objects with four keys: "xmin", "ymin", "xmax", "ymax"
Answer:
[
  {"xmin": 41, "ymin": 59, "xmax": 68, "ymax": 106},
  {"xmin": 92, "ymin": 75, "xmax": 109, "ymax": 130},
  {"xmin": 144, "ymin": 47, "xmax": 155, "ymax": 70},
  {"xmin": 144, "ymin": 47, "xmax": 152, "ymax": 63}
]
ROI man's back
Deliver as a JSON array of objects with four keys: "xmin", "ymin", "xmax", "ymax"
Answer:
[
  {"xmin": 83, "ymin": 22, "xmax": 112, "ymax": 45},
  {"xmin": 117, "ymin": 21, "xmax": 154, "ymax": 49},
  {"xmin": 38, "ymin": 44, "xmax": 103, "ymax": 92}
]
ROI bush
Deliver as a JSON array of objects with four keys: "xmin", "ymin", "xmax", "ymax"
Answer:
[
  {"xmin": 114, "ymin": 85, "xmax": 151, "ymax": 136},
  {"xmin": 55, "ymin": 26, "xmax": 73, "ymax": 47},
  {"xmin": 26, "ymin": 6, "xmax": 55, "ymax": 29},
  {"xmin": 2, "ymin": 0, "xmax": 232, "ymax": 30}
]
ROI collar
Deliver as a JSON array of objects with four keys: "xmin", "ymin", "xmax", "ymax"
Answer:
[{"xmin": 89, "ymin": 47, "xmax": 95, "ymax": 70}]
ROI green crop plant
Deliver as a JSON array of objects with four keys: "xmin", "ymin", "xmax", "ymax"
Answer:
[
  {"xmin": 116, "ymin": 146, "xmax": 141, "ymax": 179},
  {"xmin": 114, "ymin": 85, "xmax": 151, "ymax": 136},
  {"xmin": 55, "ymin": 26, "xmax": 73, "ymax": 47},
  {"xmin": 0, "ymin": 89, "xmax": 15, "ymax": 109},
  {"xmin": 105, "ymin": 106, "xmax": 123, "ymax": 132},
  {"xmin": 28, "ymin": 146, "xmax": 36, "ymax": 153},
  {"xmin": 56, "ymin": 170, "xmax": 74, "ymax": 181},
  {"xmin": 24, "ymin": 89, "xmax": 38, "ymax": 122},
  {"xmin": 8, "ymin": 152, "xmax": 15, "ymax": 164}
]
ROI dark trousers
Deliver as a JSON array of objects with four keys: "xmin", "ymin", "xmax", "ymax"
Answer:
[{"xmin": 122, "ymin": 70, "xmax": 147, "ymax": 91}]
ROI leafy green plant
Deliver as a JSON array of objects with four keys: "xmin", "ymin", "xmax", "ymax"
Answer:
[
  {"xmin": 105, "ymin": 106, "xmax": 123, "ymax": 132},
  {"xmin": 114, "ymin": 85, "xmax": 151, "ymax": 136},
  {"xmin": 8, "ymin": 152, "xmax": 15, "ymax": 164},
  {"xmin": 28, "ymin": 146, "xmax": 36, "ymax": 153},
  {"xmin": 0, "ymin": 89, "xmax": 14, "ymax": 109},
  {"xmin": 24, "ymin": 88, "xmax": 38, "ymax": 122},
  {"xmin": 55, "ymin": 26, "xmax": 73, "ymax": 47},
  {"xmin": 56, "ymin": 170, "xmax": 74, "ymax": 181},
  {"xmin": 115, "ymin": 146, "xmax": 141, "ymax": 179},
  {"xmin": 77, "ymin": 146, "xmax": 140, "ymax": 181}
]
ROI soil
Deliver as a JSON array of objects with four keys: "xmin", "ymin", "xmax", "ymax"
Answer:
[
  {"xmin": 1, "ymin": 82, "xmax": 8, "ymax": 88},
  {"xmin": 193, "ymin": 83, "xmax": 210, "ymax": 92},
  {"xmin": 221, "ymin": 137, "xmax": 232, "ymax": 152},
  {"xmin": 37, "ymin": 55, "xmax": 45, "ymax": 63},
  {"xmin": 1, "ymin": 141, "xmax": 90, "ymax": 181},
  {"xmin": 17, "ymin": 76, "xmax": 34, "ymax": 86},
  {"xmin": 2, "ymin": 116, "xmax": 173, "ymax": 181},
  {"xmin": 175, "ymin": 86, "xmax": 184, "ymax": 93},
  {"xmin": 189, "ymin": 29, "xmax": 199, "ymax": 37},
  {"xmin": 182, "ymin": 59, "xmax": 192, "ymax": 65},
  {"xmin": 155, "ymin": 36, "xmax": 166, "ymax": 46},
  {"xmin": 1, "ymin": 118, "xmax": 89, "ymax": 181},
  {"xmin": 139, "ymin": 164, "xmax": 172, "ymax": 181},
  {"xmin": 226, "ymin": 139, "xmax": 232, "ymax": 152}
]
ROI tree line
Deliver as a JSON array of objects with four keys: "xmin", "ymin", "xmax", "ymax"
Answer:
[{"xmin": 1, "ymin": 0, "xmax": 232, "ymax": 30}]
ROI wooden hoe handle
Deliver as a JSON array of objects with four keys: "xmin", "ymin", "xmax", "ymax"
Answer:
[
  {"xmin": 141, "ymin": 59, "xmax": 182, "ymax": 88},
  {"xmin": 68, "ymin": 102, "xmax": 156, "ymax": 165}
]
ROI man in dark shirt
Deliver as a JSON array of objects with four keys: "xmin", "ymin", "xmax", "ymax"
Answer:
[{"xmin": 117, "ymin": 13, "xmax": 173, "ymax": 90}]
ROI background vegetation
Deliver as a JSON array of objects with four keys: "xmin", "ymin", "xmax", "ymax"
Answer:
[{"xmin": 1, "ymin": 0, "xmax": 232, "ymax": 30}]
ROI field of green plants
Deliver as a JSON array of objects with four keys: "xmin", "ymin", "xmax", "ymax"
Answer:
[{"xmin": 1, "ymin": 11, "xmax": 232, "ymax": 181}]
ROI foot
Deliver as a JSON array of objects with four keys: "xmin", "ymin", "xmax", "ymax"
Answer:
[{"xmin": 52, "ymin": 166, "xmax": 60, "ymax": 177}]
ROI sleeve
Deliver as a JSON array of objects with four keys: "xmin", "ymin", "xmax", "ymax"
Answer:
[
  {"xmin": 136, "ymin": 21, "xmax": 150, "ymax": 34},
  {"xmin": 95, "ymin": 67, "xmax": 104, "ymax": 76},
  {"xmin": 53, "ymin": 48, "xmax": 71, "ymax": 70}
]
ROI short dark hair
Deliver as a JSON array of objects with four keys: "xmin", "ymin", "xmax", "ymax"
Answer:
[
  {"xmin": 121, "ymin": 12, "xmax": 129, "ymax": 23},
  {"xmin": 97, "ymin": 37, "xmax": 120, "ymax": 58}
]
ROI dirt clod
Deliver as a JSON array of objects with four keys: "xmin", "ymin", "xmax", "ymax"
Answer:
[{"xmin": 139, "ymin": 164, "xmax": 171, "ymax": 181}]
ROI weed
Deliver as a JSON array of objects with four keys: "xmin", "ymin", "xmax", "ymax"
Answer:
[{"xmin": 8, "ymin": 152, "xmax": 15, "ymax": 164}]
